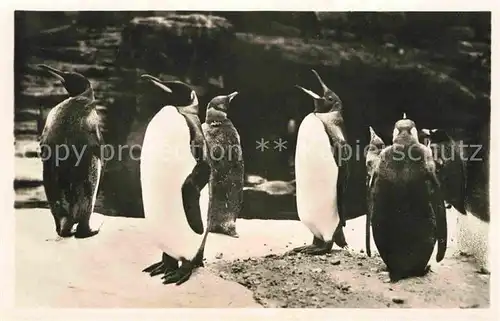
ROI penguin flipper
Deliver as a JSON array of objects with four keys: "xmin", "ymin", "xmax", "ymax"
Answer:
[
  {"xmin": 427, "ymin": 170, "xmax": 447, "ymax": 262},
  {"xmin": 179, "ymin": 112, "xmax": 211, "ymax": 236},
  {"xmin": 451, "ymin": 155, "xmax": 468, "ymax": 215},
  {"xmin": 333, "ymin": 141, "xmax": 350, "ymax": 227},
  {"xmin": 422, "ymin": 143, "xmax": 448, "ymax": 262},
  {"xmin": 365, "ymin": 171, "xmax": 377, "ymax": 258},
  {"xmin": 456, "ymin": 163, "xmax": 467, "ymax": 215},
  {"xmin": 181, "ymin": 161, "xmax": 211, "ymax": 235},
  {"xmin": 365, "ymin": 203, "xmax": 371, "ymax": 257}
]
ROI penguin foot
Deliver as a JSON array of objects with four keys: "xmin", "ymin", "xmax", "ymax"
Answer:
[
  {"xmin": 143, "ymin": 261, "xmax": 163, "ymax": 274},
  {"xmin": 162, "ymin": 260, "xmax": 196, "ymax": 286},
  {"xmin": 389, "ymin": 265, "xmax": 432, "ymax": 282},
  {"xmin": 302, "ymin": 245, "xmax": 331, "ymax": 255},
  {"xmin": 55, "ymin": 216, "xmax": 75, "ymax": 238},
  {"xmin": 287, "ymin": 244, "xmax": 312, "ymax": 254},
  {"xmin": 388, "ymin": 273, "xmax": 403, "ymax": 283},
  {"xmin": 223, "ymin": 227, "xmax": 240, "ymax": 238},
  {"xmin": 417, "ymin": 265, "xmax": 432, "ymax": 277},
  {"xmin": 209, "ymin": 225, "xmax": 239, "ymax": 238},
  {"xmin": 146, "ymin": 262, "xmax": 177, "ymax": 277},
  {"xmin": 161, "ymin": 269, "xmax": 178, "ymax": 280},
  {"xmin": 143, "ymin": 253, "xmax": 179, "ymax": 277},
  {"xmin": 74, "ymin": 224, "xmax": 99, "ymax": 239},
  {"xmin": 288, "ymin": 244, "xmax": 330, "ymax": 256}
]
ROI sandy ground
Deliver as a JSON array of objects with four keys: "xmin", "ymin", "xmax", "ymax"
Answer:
[
  {"xmin": 15, "ymin": 209, "xmax": 259, "ymax": 308},
  {"xmin": 15, "ymin": 208, "xmax": 489, "ymax": 308},
  {"xmin": 210, "ymin": 247, "xmax": 489, "ymax": 308}
]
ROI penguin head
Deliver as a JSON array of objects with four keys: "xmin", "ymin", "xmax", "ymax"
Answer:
[
  {"xmin": 368, "ymin": 126, "xmax": 386, "ymax": 152},
  {"xmin": 140, "ymin": 74, "xmax": 173, "ymax": 94},
  {"xmin": 392, "ymin": 113, "xmax": 419, "ymax": 144},
  {"xmin": 366, "ymin": 126, "xmax": 386, "ymax": 183},
  {"xmin": 205, "ymin": 92, "xmax": 238, "ymax": 125},
  {"xmin": 295, "ymin": 69, "xmax": 342, "ymax": 113},
  {"xmin": 140, "ymin": 75, "xmax": 200, "ymax": 114},
  {"xmin": 38, "ymin": 64, "xmax": 91, "ymax": 97},
  {"xmin": 420, "ymin": 128, "xmax": 452, "ymax": 169},
  {"xmin": 420, "ymin": 128, "xmax": 450, "ymax": 144}
]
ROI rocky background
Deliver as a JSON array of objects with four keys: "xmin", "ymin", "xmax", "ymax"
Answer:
[{"xmin": 14, "ymin": 11, "xmax": 490, "ymax": 222}]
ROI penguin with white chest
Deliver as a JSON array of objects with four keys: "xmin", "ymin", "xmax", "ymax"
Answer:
[
  {"xmin": 366, "ymin": 114, "xmax": 448, "ymax": 282},
  {"xmin": 37, "ymin": 64, "xmax": 105, "ymax": 239},
  {"xmin": 289, "ymin": 69, "xmax": 349, "ymax": 255},
  {"xmin": 202, "ymin": 92, "xmax": 244, "ymax": 238},
  {"xmin": 140, "ymin": 75, "xmax": 211, "ymax": 286}
]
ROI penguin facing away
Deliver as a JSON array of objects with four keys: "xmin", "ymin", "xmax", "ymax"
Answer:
[
  {"xmin": 202, "ymin": 92, "xmax": 244, "ymax": 238},
  {"xmin": 420, "ymin": 128, "xmax": 467, "ymax": 215},
  {"xmin": 139, "ymin": 74, "xmax": 211, "ymax": 286},
  {"xmin": 37, "ymin": 64, "xmax": 105, "ymax": 239},
  {"xmin": 366, "ymin": 115, "xmax": 448, "ymax": 282},
  {"xmin": 288, "ymin": 69, "xmax": 350, "ymax": 255}
]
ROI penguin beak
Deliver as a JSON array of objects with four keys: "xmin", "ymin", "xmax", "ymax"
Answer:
[
  {"xmin": 37, "ymin": 64, "xmax": 65, "ymax": 82},
  {"xmin": 311, "ymin": 69, "xmax": 330, "ymax": 94},
  {"xmin": 369, "ymin": 126, "xmax": 378, "ymax": 143},
  {"xmin": 369, "ymin": 126, "xmax": 384, "ymax": 143},
  {"xmin": 295, "ymin": 85, "xmax": 321, "ymax": 100},
  {"xmin": 369, "ymin": 126, "xmax": 376, "ymax": 138},
  {"xmin": 140, "ymin": 74, "xmax": 173, "ymax": 93},
  {"xmin": 227, "ymin": 91, "xmax": 239, "ymax": 103}
]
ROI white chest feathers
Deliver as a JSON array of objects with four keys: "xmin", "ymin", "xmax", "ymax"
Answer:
[
  {"xmin": 140, "ymin": 106, "xmax": 208, "ymax": 261},
  {"xmin": 294, "ymin": 113, "xmax": 340, "ymax": 242}
]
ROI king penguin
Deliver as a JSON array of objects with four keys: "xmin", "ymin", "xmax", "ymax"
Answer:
[
  {"xmin": 420, "ymin": 128, "xmax": 467, "ymax": 215},
  {"xmin": 366, "ymin": 114, "xmax": 448, "ymax": 282},
  {"xmin": 289, "ymin": 69, "xmax": 350, "ymax": 255},
  {"xmin": 139, "ymin": 75, "xmax": 211, "ymax": 286},
  {"xmin": 201, "ymin": 92, "xmax": 244, "ymax": 238},
  {"xmin": 37, "ymin": 64, "xmax": 105, "ymax": 239}
]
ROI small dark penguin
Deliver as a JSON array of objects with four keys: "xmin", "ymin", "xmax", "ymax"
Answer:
[
  {"xmin": 202, "ymin": 92, "xmax": 244, "ymax": 238},
  {"xmin": 365, "ymin": 126, "xmax": 386, "ymax": 257},
  {"xmin": 420, "ymin": 128, "xmax": 467, "ymax": 215},
  {"xmin": 37, "ymin": 64, "xmax": 105, "ymax": 239},
  {"xmin": 366, "ymin": 126, "xmax": 386, "ymax": 184},
  {"xmin": 140, "ymin": 75, "xmax": 211, "ymax": 286},
  {"xmin": 289, "ymin": 69, "xmax": 350, "ymax": 255},
  {"xmin": 367, "ymin": 115, "xmax": 448, "ymax": 282}
]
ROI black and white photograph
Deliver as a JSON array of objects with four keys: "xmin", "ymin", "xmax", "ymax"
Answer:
[{"xmin": 5, "ymin": 3, "xmax": 495, "ymax": 315}]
